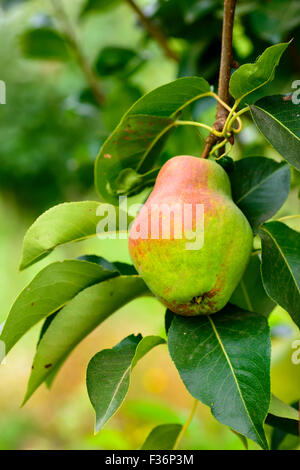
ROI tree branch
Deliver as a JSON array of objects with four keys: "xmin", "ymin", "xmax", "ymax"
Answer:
[
  {"xmin": 125, "ymin": 0, "xmax": 179, "ymax": 62},
  {"xmin": 50, "ymin": 0, "xmax": 105, "ymax": 106},
  {"xmin": 201, "ymin": 0, "xmax": 236, "ymax": 158}
]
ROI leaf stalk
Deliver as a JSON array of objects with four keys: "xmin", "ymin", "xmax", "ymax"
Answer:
[{"xmin": 173, "ymin": 399, "xmax": 198, "ymax": 450}]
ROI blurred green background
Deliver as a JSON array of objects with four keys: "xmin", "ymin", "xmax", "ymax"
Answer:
[{"xmin": 0, "ymin": 0, "xmax": 299, "ymax": 450}]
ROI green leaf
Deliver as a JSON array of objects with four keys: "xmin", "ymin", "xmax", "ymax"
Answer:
[
  {"xmin": 20, "ymin": 27, "xmax": 69, "ymax": 61},
  {"xmin": 269, "ymin": 395, "xmax": 299, "ymax": 421},
  {"xmin": 141, "ymin": 424, "xmax": 182, "ymax": 450},
  {"xmin": 165, "ymin": 309, "xmax": 175, "ymax": 335},
  {"xmin": 95, "ymin": 114, "xmax": 173, "ymax": 204},
  {"xmin": 0, "ymin": 259, "xmax": 118, "ymax": 355},
  {"xmin": 95, "ymin": 46, "xmax": 137, "ymax": 76},
  {"xmin": 39, "ymin": 258, "xmax": 138, "ymax": 391},
  {"xmin": 111, "ymin": 262, "xmax": 138, "ymax": 276},
  {"xmin": 111, "ymin": 167, "xmax": 160, "ymax": 197},
  {"xmin": 20, "ymin": 201, "xmax": 133, "ymax": 270},
  {"xmin": 229, "ymin": 42, "xmax": 289, "ymax": 102},
  {"xmin": 94, "ymin": 77, "xmax": 211, "ymax": 204},
  {"xmin": 78, "ymin": 255, "xmax": 138, "ymax": 275},
  {"xmin": 230, "ymin": 254, "xmax": 275, "ymax": 316},
  {"xmin": 87, "ymin": 334, "xmax": 165, "ymax": 432},
  {"xmin": 80, "ymin": 0, "xmax": 121, "ymax": 16},
  {"xmin": 267, "ymin": 397, "xmax": 299, "ymax": 444},
  {"xmin": 77, "ymin": 255, "xmax": 117, "ymax": 271},
  {"xmin": 271, "ymin": 430, "xmax": 299, "ymax": 451},
  {"xmin": 259, "ymin": 221, "xmax": 300, "ymax": 328},
  {"xmin": 37, "ymin": 312, "xmax": 58, "ymax": 348},
  {"xmin": 230, "ymin": 429, "xmax": 248, "ymax": 450},
  {"xmin": 230, "ymin": 157, "xmax": 290, "ymax": 229},
  {"xmin": 250, "ymin": 95, "xmax": 300, "ymax": 171},
  {"xmin": 23, "ymin": 275, "xmax": 149, "ymax": 404},
  {"xmin": 31, "ymin": 255, "xmax": 138, "ymax": 389},
  {"xmin": 168, "ymin": 306, "xmax": 271, "ymax": 449},
  {"xmin": 121, "ymin": 77, "xmax": 210, "ymax": 117}
]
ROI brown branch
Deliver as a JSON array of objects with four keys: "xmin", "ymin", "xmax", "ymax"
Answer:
[
  {"xmin": 125, "ymin": 0, "xmax": 179, "ymax": 62},
  {"xmin": 50, "ymin": 0, "xmax": 105, "ymax": 106},
  {"xmin": 201, "ymin": 0, "xmax": 236, "ymax": 158}
]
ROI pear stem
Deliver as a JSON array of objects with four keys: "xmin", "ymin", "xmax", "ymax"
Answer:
[
  {"xmin": 226, "ymin": 106, "xmax": 250, "ymax": 133},
  {"xmin": 201, "ymin": 0, "xmax": 237, "ymax": 158},
  {"xmin": 173, "ymin": 399, "xmax": 198, "ymax": 450},
  {"xmin": 210, "ymin": 138, "xmax": 228, "ymax": 156},
  {"xmin": 176, "ymin": 120, "xmax": 223, "ymax": 137},
  {"xmin": 211, "ymin": 92, "xmax": 242, "ymax": 132},
  {"xmin": 215, "ymin": 141, "xmax": 233, "ymax": 159}
]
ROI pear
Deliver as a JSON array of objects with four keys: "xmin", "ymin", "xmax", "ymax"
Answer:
[{"xmin": 128, "ymin": 156, "xmax": 253, "ymax": 316}]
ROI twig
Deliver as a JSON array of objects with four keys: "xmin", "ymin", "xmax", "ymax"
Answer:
[
  {"xmin": 125, "ymin": 0, "xmax": 179, "ymax": 62},
  {"xmin": 50, "ymin": 0, "xmax": 105, "ymax": 106},
  {"xmin": 201, "ymin": 0, "xmax": 237, "ymax": 158}
]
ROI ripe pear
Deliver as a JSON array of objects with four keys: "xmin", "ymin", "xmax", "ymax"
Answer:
[{"xmin": 128, "ymin": 156, "xmax": 253, "ymax": 316}]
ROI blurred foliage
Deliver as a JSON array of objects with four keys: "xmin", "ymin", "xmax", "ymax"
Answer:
[
  {"xmin": 1, "ymin": 0, "xmax": 299, "ymax": 212},
  {"xmin": 0, "ymin": 0, "xmax": 299, "ymax": 450}
]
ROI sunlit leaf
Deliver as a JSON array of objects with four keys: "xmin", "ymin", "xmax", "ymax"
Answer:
[
  {"xmin": 20, "ymin": 201, "xmax": 133, "ymax": 270},
  {"xmin": 87, "ymin": 334, "xmax": 165, "ymax": 431},
  {"xmin": 259, "ymin": 221, "xmax": 300, "ymax": 328},
  {"xmin": 23, "ymin": 275, "xmax": 149, "ymax": 404},
  {"xmin": 0, "ymin": 259, "xmax": 118, "ymax": 355},
  {"xmin": 267, "ymin": 396, "xmax": 299, "ymax": 448},
  {"xmin": 268, "ymin": 395, "xmax": 299, "ymax": 421},
  {"xmin": 230, "ymin": 429, "xmax": 248, "ymax": 450},
  {"xmin": 229, "ymin": 42, "xmax": 289, "ymax": 102},
  {"xmin": 95, "ymin": 77, "xmax": 211, "ymax": 204}
]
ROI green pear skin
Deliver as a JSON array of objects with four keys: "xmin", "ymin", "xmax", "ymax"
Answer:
[{"xmin": 128, "ymin": 156, "xmax": 253, "ymax": 316}]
